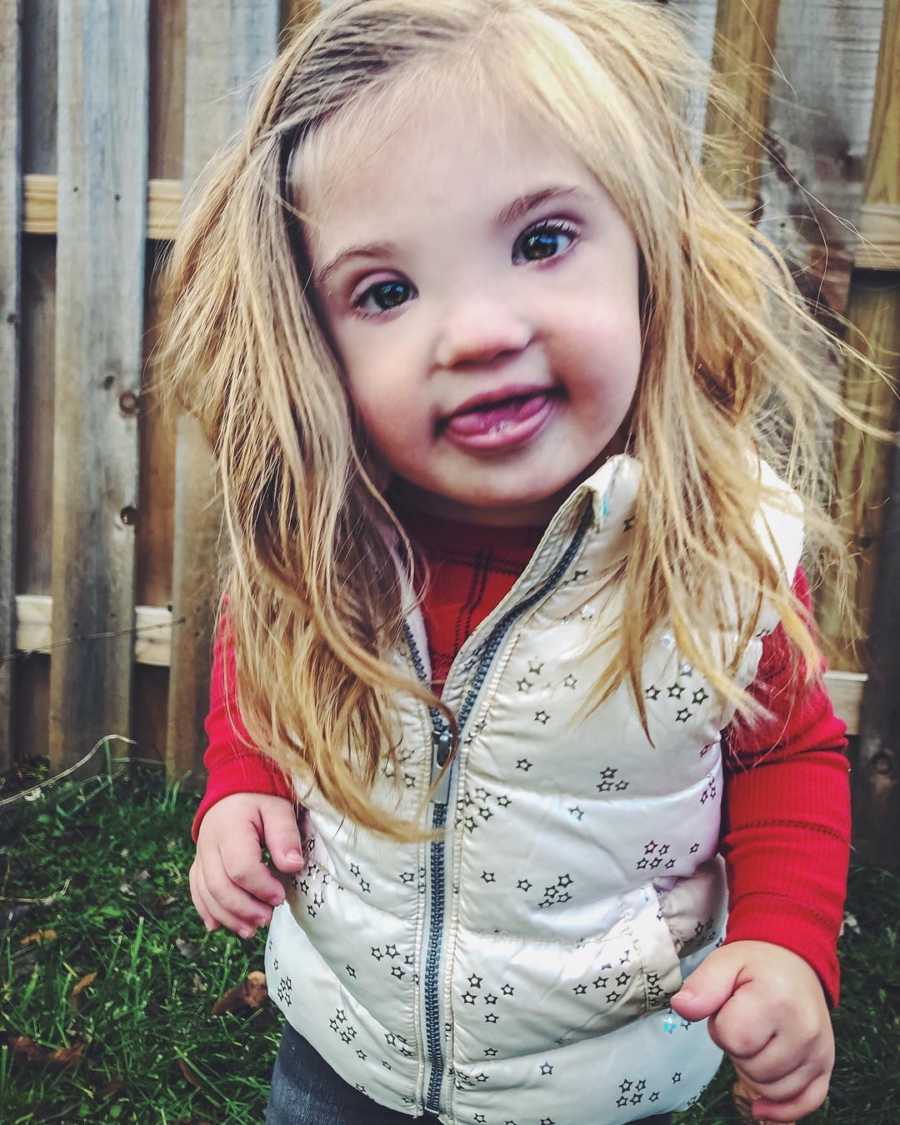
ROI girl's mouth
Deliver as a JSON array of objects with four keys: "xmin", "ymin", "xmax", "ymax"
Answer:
[{"xmin": 441, "ymin": 389, "xmax": 560, "ymax": 452}]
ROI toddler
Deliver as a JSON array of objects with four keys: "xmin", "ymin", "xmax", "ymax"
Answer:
[{"xmin": 160, "ymin": 2, "xmax": 857, "ymax": 1122}]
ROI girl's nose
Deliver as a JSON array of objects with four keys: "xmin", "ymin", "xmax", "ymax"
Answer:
[{"xmin": 434, "ymin": 299, "xmax": 533, "ymax": 370}]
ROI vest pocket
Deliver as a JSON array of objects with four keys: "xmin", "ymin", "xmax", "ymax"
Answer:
[
  {"xmin": 652, "ymin": 856, "xmax": 728, "ymax": 961},
  {"xmin": 630, "ymin": 883, "xmax": 684, "ymax": 1014}
]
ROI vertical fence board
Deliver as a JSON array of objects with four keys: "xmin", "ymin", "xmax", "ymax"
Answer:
[
  {"xmin": 149, "ymin": 0, "xmax": 185, "ymax": 181},
  {"xmin": 11, "ymin": 1, "xmax": 57, "ymax": 768},
  {"xmin": 757, "ymin": 0, "xmax": 884, "ymax": 320},
  {"xmin": 819, "ymin": 282, "xmax": 900, "ymax": 669},
  {"xmin": 49, "ymin": 1, "xmax": 150, "ymax": 769},
  {"xmin": 135, "ymin": 242, "xmax": 178, "ymax": 766},
  {"xmin": 703, "ymin": 0, "xmax": 781, "ymax": 205},
  {"xmin": 134, "ymin": 1, "xmax": 186, "ymax": 765},
  {"xmin": 0, "ymin": 0, "xmax": 23, "ymax": 770},
  {"xmin": 165, "ymin": 1, "xmax": 279, "ymax": 779},
  {"xmin": 667, "ymin": 0, "xmax": 718, "ymax": 162},
  {"xmin": 21, "ymin": 0, "xmax": 55, "ymax": 175},
  {"xmin": 857, "ymin": 411, "xmax": 900, "ymax": 862},
  {"xmin": 16, "ymin": 238, "xmax": 54, "ymax": 598},
  {"xmin": 818, "ymin": 0, "xmax": 899, "ymax": 672},
  {"xmin": 839, "ymin": 0, "xmax": 900, "ymax": 861},
  {"xmin": 13, "ymin": 236, "xmax": 55, "ymax": 764}
]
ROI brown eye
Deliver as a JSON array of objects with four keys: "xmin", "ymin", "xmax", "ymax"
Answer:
[
  {"xmin": 513, "ymin": 221, "xmax": 576, "ymax": 263},
  {"xmin": 357, "ymin": 280, "xmax": 414, "ymax": 314}
]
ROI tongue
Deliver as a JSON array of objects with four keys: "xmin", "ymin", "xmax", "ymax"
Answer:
[{"xmin": 446, "ymin": 393, "xmax": 548, "ymax": 436}]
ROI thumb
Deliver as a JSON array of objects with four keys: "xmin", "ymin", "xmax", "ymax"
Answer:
[
  {"xmin": 259, "ymin": 800, "xmax": 305, "ymax": 874},
  {"xmin": 670, "ymin": 948, "xmax": 742, "ymax": 1022}
]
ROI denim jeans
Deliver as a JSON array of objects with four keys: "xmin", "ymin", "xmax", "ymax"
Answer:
[{"xmin": 265, "ymin": 1022, "xmax": 674, "ymax": 1124}]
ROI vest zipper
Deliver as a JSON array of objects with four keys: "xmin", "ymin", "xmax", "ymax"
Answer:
[{"xmin": 404, "ymin": 502, "xmax": 594, "ymax": 1115}]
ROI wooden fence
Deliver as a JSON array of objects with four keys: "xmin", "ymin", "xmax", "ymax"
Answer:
[{"xmin": 0, "ymin": 0, "xmax": 898, "ymax": 858}]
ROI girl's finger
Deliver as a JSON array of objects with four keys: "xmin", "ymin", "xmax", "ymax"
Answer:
[
  {"xmin": 188, "ymin": 862, "xmax": 220, "ymax": 931},
  {"xmin": 751, "ymin": 1072, "xmax": 831, "ymax": 1123},
  {"xmin": 196, "ymin": 858, "xmax": 270, "ymax": 938},
  {"xmin": 737, "ymin": 1059, "xmax": 818, "ymax": 1106},
  {"xmin": 218, "ymin": 834, "xmax": 288, "ymax": 906},
  {"xmin": 707, "ymin": 988, "xmax": 776, "ymax": 1059}
]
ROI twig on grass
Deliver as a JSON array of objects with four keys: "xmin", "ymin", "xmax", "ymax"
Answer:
[{"xmin": 0, "ymin": 735, "xmax": 135, "ymax": 809}]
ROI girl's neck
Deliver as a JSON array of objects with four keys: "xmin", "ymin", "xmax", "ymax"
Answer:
[{"xmin": 388, "ymin": 480, "xmax": 557, "ymax": 529}]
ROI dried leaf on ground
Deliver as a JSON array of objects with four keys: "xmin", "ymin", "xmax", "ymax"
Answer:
[
  {"xmin": 10, "ymin": 1035, "xmax": 45, "ymax": 1062},
  {"xmin": 71, "ymin": 971, "xmax": 98, "ymax": 999},
  {"xmin": 212, "ymin": 970, "xmax": 268, "ymax": 1016},
  {"xmin": 9, "ymin": 1035, "xmax": 84, "ymax": 1069},
  {"xmin": 20, "ymin": 928, "xmax": 58, "ymax": 945},
  {"xmin": 47, "ymin": 1042, "xmax": 85, "ymax": 1069}
]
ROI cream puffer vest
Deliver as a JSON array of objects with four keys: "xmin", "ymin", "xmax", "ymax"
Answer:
[{"xmin": 265, "ymin": 454, "xmax": 804, "ymax": 1125}]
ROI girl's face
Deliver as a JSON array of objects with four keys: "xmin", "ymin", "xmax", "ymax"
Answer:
[{"xmin": 303, "ymin": 85, "xmax": 642, "ymax": 526}]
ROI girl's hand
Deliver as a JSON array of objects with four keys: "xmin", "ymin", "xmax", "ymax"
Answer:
[
  {"xmin": 670, "ymin": 940, "xmax": 834, "ymax": 1122},
  {"xmin": 189, "ymin": 793, "xmax": 305, "ymax": 940}
]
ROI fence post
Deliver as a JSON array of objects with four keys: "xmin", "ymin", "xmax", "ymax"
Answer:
[{"xmin": 48, "ymin": 1, "xmax": 149, "ymax": 770}]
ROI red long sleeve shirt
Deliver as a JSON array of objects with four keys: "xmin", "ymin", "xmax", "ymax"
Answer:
[{"xmin": 194, "ymin": 514, "xmax": 850, "ymax": 1003}]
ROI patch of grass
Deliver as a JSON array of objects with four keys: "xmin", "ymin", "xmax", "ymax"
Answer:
[
  {"xmin": 1, "ymin": 758, "xmax": 277, "ymax": 1123},
  {"xmin": 1, "ymin": 759, "xmax": 898, "ymax": 1122}
]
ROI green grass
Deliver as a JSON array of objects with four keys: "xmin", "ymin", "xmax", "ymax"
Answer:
[{"xmin": 1, "ymin": 757, "xmax": 898, "ymax": 1123}]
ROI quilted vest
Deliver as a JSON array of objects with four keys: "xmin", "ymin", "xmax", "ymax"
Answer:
[{"xmin": 265, "ymin": 453, "xmax": 804, "ymax": 1125}]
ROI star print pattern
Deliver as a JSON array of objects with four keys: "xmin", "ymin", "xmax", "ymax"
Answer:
[
  {"xmin": 276, "ymin": 975, "xmax": 293, "ymax": 1006},
  {"xmin": 613, "ymin": 1074, "xmax": 659, "ymax": 1112},
  {"xmin": 635, "ymin": 838, "xmax": 678, "ymax": 872},
  {"xmin": 295, "ymin": 863, "xmax": 335, "ymax": 919},
  {"xmin": 455, "ymin": 784, "xmax": 514, "ymax": 835},
  {"xmin": 700, "ymin": 772, "xmax": 718, "ymax": 805},
  {"xmin": 596, "ymin": 765, "xmax": 630, "ymax": 794},
  {"xmin": 328, "ymin": 1007, "xmax": 358, "ymax": 1044},
  {"xmin": 538, "ymin": 873, "xmax": 575, "ymax": 909}
]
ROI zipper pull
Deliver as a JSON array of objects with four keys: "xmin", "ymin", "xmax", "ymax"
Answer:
[{"xmin": 431, "ymin": 726, "xmax": 454, "ymax": 804}]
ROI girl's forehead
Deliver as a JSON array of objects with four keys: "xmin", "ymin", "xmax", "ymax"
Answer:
[{"xmin": 293, "ymin": 76, "xmax": 591, "ymax": 237}]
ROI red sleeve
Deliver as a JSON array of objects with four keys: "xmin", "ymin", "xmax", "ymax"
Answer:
[
  {"xmin": 721, "ymin": 566, "xmax": 851, "ymax": 1006},
  {"xmin": 190, "ymin": 612, "xmax": 294, "ymax": 843}
]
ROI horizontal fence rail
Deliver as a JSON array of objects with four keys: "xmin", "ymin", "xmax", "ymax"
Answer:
[{"xmin": 14, "ymin": 174, "xmax": 900, "ymax": 267}]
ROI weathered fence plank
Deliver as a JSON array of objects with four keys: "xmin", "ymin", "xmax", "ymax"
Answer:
[
  {"xmin": 0, "ymin": 0, "xmax": 23, "ymax": 771},
  {"xmin": 841, "ymin": 0, "xmax": 900, "ymax": 862},
  {"xmin": 703, "ymin": 0, "xmax": 781, "ymax": 207},
  {"xmin": 165, "ymin": 0, "xmax": 280, "ymax": 780},
  {"xmin": 665, "ymin": 0, "xmax": 718, "ymax": 161},
  {"xmin": 757, "ymin": 0, "xmax": 884, "ymax": 319},
  {"xmin": 48, "ymin": 1, "xmax": 149, "ymax": 769}
]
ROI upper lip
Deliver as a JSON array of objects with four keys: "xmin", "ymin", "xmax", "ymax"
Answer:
[{"xmin": 444, "ymin": 383, "xmax": 555, "ymax": 420}]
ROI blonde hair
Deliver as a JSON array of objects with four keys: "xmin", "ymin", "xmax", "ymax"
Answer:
[{"xmin": 156, "ymin": 0, "xmax": 880, "ymax": 839}]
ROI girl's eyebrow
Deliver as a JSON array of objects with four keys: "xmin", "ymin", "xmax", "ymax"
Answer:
[
  {"xmin": 315, "ymin": 240, "xmax": 399, "ymax": 289},
  {"xmin": 314, "ymin": 186, "xmax": 581, "ymax": 288},
  {"xmin": 496, "ymin": 185, "xmax": 580, "ymax": 226}
]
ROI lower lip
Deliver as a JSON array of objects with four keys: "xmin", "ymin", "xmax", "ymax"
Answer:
[{"xmin": 442, "ymin": 392, "xmax": 559, "ymax": 452}]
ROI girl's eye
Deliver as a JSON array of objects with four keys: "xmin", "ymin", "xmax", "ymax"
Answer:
[
  {"xmin": 354, "ymin": 279, "xmax": 416, "ymax": 315},
  {"xmin": 513, "ymin": 220, "xmax": 577, "ymax": 263}
]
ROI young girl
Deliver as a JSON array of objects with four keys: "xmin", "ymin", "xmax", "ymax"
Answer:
[{"xmin": 159, "ymin": 2, "xmax": 858, "ymax": 1122}]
